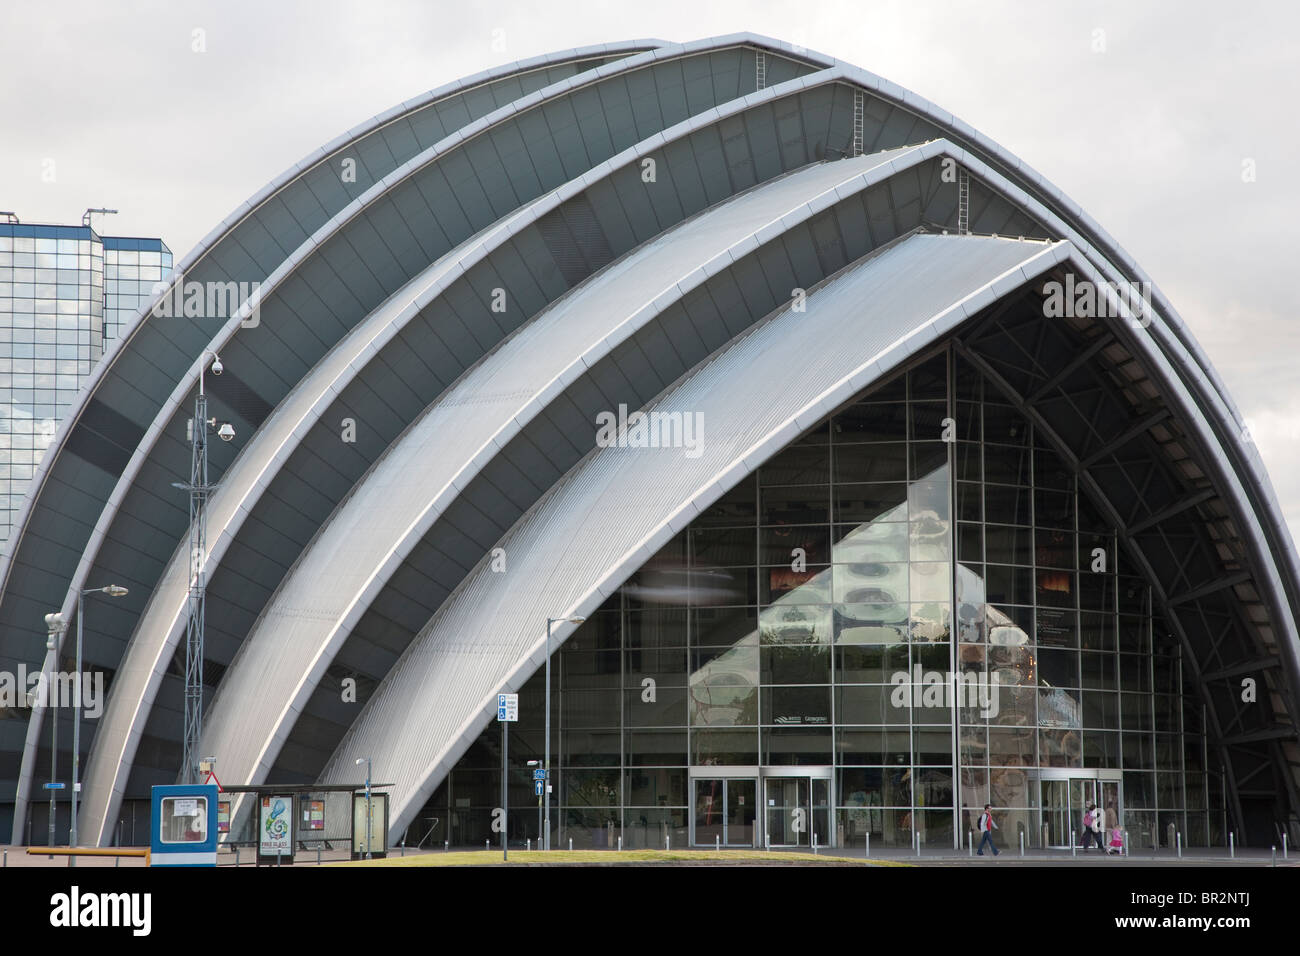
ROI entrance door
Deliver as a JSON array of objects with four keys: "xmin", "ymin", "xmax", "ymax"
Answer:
[
  {"xmin": 1039, "ymin": 773, "xmax": 1122, "ymax": 848},
  {"xmin": 726, "ymin": 779, "xmax": 756, "ymax": 846},
  {"xmin": 1097, "ymin": 780, "xmax": 1120, "ymax": 836},
  {"xmin": 765, "ymin": 777, "xmax": 810, "ymax": 847},
  {"xmin": 692, "ymin": 778, "xmax": 757, "ymax": 846},
  {"xmin": 1041, "ymin": 779, "xmax": 1069, "ymax": 847}
]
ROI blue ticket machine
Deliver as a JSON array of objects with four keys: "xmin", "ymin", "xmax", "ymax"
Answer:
[{"xmin": 151, "ymin": 784, "xmax": 219, "ymax": 867}]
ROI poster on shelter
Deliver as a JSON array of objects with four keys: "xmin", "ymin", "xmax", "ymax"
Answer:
[
  {"xmin": 302, "ymin": 799, "xmax": 325, "ymax": 831},
  {"xmin": 260, "ymin": 795, "xmax": 292, "ymax": 856}
]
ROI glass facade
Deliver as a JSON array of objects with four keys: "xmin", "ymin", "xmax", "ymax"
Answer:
[
  {"xmin": 103, "ymin": 237, "xmax": 173, "ymax": 345},
  {"xmin": 421, "ymin": 348, "xmax": 1227, "ymax": 850},
  {"xmin": 0, "ymin": 225, "xmax": 170, "ymax": 551}
]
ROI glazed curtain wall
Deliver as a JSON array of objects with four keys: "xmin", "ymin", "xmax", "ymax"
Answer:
[{"xmin": 410, "ymin": 348, "xmax": 1224, "ymax": 850}]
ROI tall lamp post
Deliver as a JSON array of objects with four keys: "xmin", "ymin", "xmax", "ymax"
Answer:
[
  {"xmin": 43, "ymin": 613, "xmax": 66, "ymax": 851},
  {"xmin": 69, "ymin": 584, "xmax": 128, "ymax": 864},
  {"xmin": 543, "ymin": 615, "xmax": 584, "ymax": 850},
  {"xmin": 355, "ymin": 757, "xmax": 372, "ymax": 860},
  {"xmin": 172, "ymin": 352, "xmax": 236, "ymax": 785}
]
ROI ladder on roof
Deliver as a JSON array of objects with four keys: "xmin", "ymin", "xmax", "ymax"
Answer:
[
  {"xmin": 852, "ymin": 90, "xmax": 864, "ymax": 157},
  {"xmin": 756, "ymin": 50, "xmax": 766, "ymax": 90},
  {"xmin": 958, "ymin": 167, "xmax": 970, "ymax": 234}
]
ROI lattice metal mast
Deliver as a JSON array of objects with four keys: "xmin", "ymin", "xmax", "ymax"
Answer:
[{"xmin": 177, "ymin": 354, "xmax": 233, "ymax": 785}]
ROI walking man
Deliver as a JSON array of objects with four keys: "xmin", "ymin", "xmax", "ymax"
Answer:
[{"xmin": 977, "ymin": 804, "xmax": 1000, "ymax": 856}]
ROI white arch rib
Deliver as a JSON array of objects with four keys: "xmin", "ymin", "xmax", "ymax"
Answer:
[{"xmin": 314, "ymin": 233, "xmax": 1072, "ymax": 839}]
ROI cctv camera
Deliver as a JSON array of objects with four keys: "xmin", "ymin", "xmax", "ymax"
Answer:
[
  {"xmin": 217, "ymin": 422, "xmax": 236, "ymax": 442},
  {"xmin": 210, "ymin": 357, "xmax": 223, "ymax": 376}
]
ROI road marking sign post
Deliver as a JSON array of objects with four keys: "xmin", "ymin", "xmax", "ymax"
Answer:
[{"xmin": 497, "ymin": 694, "xmax": 518, "ymax": 861}]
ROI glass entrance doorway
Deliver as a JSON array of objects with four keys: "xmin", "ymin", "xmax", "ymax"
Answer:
[
  {"xmin": 690, "ymin": 768, "xmax": 834, "ymax": 847},
  {"xmin": 692, "ymin": 778, "xmax": 756, "ymax": 847},
  {"xmin": 764, "ymin": 775, "xmax": 831, "ymax": 848},
  {"xmin": 1039, "ymin": 771, "xmax": 1122, "ymax": 848}
]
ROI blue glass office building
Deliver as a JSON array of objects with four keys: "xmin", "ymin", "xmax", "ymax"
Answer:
[{"xmin": 0, "ymin": 222, "xmax": 171, "ymax": 551}]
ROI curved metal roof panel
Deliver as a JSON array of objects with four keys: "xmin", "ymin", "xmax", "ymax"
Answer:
[
  {"xmin": 76, "ymin": 70, "xmax": 866, "ymax": 843},
  {"xmin": 193, "ymin": 149, "xmax": 929, "ymax": 808},
  {"xmin": 12, "ymin": 37, "xmax": 805, "ymax": 840},
  {"xmin": 314, "ymin": 233, "xmax": 1067, "ymax": 836}
]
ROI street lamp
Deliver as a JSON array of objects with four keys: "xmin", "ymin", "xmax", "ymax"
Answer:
[
  {"xmin": 355, "ymin": 757, "xmax": 372, "ymax": 860},
  {"xmin": 543, "ymin": 615, "xmax": 585, "ymax": 851},
  {"xmin": 69, "ymin": 585, "xmax": 128, "ymax": 865},
  {"xmin": 43, "ymin": 612, "xmax": 66, "ymax": 852}
]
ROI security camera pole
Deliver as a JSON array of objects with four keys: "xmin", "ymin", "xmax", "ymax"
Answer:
[{"xmin": 172, "ymin": 352, "xmax": 235, "ymax": 785}]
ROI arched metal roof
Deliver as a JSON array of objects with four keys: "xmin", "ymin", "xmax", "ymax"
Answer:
[
  {"xmin": 3, "ymin": 33, "xmax": 1296, "ymax": 847},
  {"xmin": 13, "ymin": 35, "xmax": 821, "ymax": 842},
  {"xmin": 314, "ymin": 233, "xmax": 1069, "ymax": 835}
]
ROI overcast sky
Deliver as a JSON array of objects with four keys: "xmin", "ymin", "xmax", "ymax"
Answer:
[{"xmin": 3, "ymin": 0, "xmax": 1297, "ymax": 541}]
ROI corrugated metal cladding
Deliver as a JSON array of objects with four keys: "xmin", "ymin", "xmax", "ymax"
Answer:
[{"xmin": 2, "ymin": 34, "xmax": 1295, "ymax": 848}]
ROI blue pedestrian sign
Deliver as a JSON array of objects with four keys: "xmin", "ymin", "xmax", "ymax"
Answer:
[{"xmin": 533, "ymin": 768, "xmax": 547, "ymax": 781}]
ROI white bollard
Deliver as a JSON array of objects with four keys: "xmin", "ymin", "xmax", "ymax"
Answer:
[
  {"xmin": 1272, "ymin": 846, "xmax": 1277, "ymax": 867},
  {"xmin": 1284, "ymin": 834, "xmax": 1289, "ymax": 861},
  {"xmin": 1177, "ymin": 832, "xmax": 1182, "ymax": 859},
  {"xmin": 813, "ymin": 832, "xmax": 818, "ymax": 855},
  {"xmin": 1020, "ymin": 831, "xmax": 1024, "ymax": 857},
  {"xmin": 715, "ymin": 835, "xmax": 720, "ymax": 852},
  {"xmin": 1071, "ymin": 829, "xmax": 1076, "ymax": 858},
  {"xmin": 1123, "ymin": 829, "xmax": 1128, "ymax": 858},
  {"xmin": 865, "ymin": 832, "xmax": 870, "ymax": 858},
  {"xmin": 968, "ymin": 831, "xmax": 973, "ymax": 857},
  {"xmin": 568, "ymin": 838, "xmax": 573, "ymax": 852},
  {"xmin": 485, "ymin": 839, "xmax": 489, "ymax": 851},
  {"xmin": 444, "ymin": 840, "xmax": 449, "ymax": 852},
  {"xmin": 618, "ymin": 836, "xmax": 622, "ymax": 851},
  {"xmin": 527, "ymin": 839, "xmax": 531, "ymax": 851},
  {"xmin": 1230, "ymin": 832, "xmax": 1235, "ymax": 859},
  {"xmin": 665, "ymin": 834, "xmax": 670, "ymax": 851}
]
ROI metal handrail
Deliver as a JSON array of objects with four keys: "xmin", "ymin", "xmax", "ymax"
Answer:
[{"xmin": 28, "ymin": 847, "xmax": 151, "ymax": 866}]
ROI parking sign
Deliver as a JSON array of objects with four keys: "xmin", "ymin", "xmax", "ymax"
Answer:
[{"xmin": 497, "ymin": 693, "xmax": 519, "ymax": 722}]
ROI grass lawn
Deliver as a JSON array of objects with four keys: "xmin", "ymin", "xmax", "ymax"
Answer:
[{"xmin": 333, "ymin": 849, "xmax": 908, "ymax": 867}]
